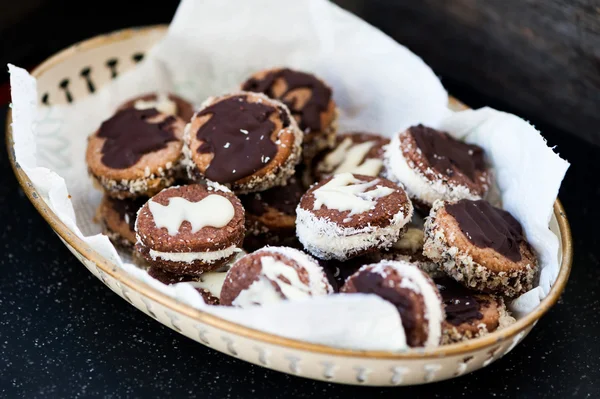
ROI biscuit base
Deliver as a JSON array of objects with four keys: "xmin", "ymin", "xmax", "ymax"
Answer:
[{"xmin": 423, "ymin": 211, "xmax": 536, "ymax": 297}]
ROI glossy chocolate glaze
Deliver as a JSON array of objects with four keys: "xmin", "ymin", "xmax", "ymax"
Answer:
[
  {"xmin": 410, "ymin": 125, "xmax": 485, "ymax": 180},
  {"xmin": 195, "ymin": 95, "xmax": 289, "ymax": 183},
  {"xmin": 243, "ymin": 68, "xmax": 331, "ymax": 133},
  {"xmin": 98, "ymin": 108, "xmax": 177, "ymax": 169},
  {"xmin": 446, "ymin": 199, "xmax": 524, "ymax": 262}
]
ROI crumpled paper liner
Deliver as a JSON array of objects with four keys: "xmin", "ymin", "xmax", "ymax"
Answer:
[{"xmin": 9, "ymin": 0, "xmax": 568, "ymax": 351}]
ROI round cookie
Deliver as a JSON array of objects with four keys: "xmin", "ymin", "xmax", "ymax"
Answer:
[
  {"xmin": 97, "ymin": 195, "xmax": 147, "ymax": 248},
  {"xmin": 86, "ymin": 107, "xmax": 186, "ymax": 199},
  {"xmin": 311, "ymin": 132, "xmax": 389, "ymax": 182},
  {"xmin": 380, "ymin": 226, "xmax": 443, "ymax": 278},
  {"xmin": 239, "ymin": 174, "xmax": 305, "ymax": 251},
  {"xmin": 341, "ymin": 260, "xmax": 444, "ymax": 348},
  {"xmin": 241, "ymin": 68, "xmax": 337, "ymax": 161},
  {"xmin": 220, "ymin": 246, "xmax": 332, "ymax": 307},
  {"xmin": 183, "ymin": 92, "xmax": 303, "ymax": 194},
  {"xmin": 147, "ymin": 266, "xmax": 223, "ymax": 305},
  {"xmin": 135, "ymin": 183, "xmax": 245, "ymax": 276},
  {"xmin": 423, "ymin": 199, "xmax": 538, "ymax": 297},
  {"xmin": 119, "ymin": 92, "xmax": 195, "ymax": 122},
  {"xmin": 296, "ymin": 172, "xmax": 413, "ymax": 261},
  {"xmin": 437, "ymin": 278, "xmax": 515, "ymax": 344},
  {"xmin": 384, "ymin": 125, "xmax": 491, "ymax": 209}
]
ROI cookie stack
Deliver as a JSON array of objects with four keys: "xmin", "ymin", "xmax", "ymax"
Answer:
[{"xmin": 87, "ymin": 67, "xmax": 538, "ymax": 348}]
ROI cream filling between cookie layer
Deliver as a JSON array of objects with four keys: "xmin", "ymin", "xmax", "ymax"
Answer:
[
  {"xmin": 296, "ymin": 204, "xmax": 412, "ymax": 261},
  {"xmin": 385, "ymin": 134, "xmax": 478, "ymax": 206},
  {"xmin": 149, "ymin": 245, "xmax": 239, "ymax": 264}
]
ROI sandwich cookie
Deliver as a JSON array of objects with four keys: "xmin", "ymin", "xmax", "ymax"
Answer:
[
  {"xmin": 135, "ymin": 183, "xmax": 245, "ymax": 276},
  {"xmin": 296, "ymin": 173, "xmax": 413, "ymax": 261},
  {"xmin": 423, "ymin": 199, "xmax": 538, "ymax": 297},
  {"xmin": 183, "ymin": 92, "xmax": 303, "ymax": 194},
  {"xmin": 384, "ymin": 125, "xmax": 491, "ymax": 209},
  {"xmin": 437, "ymin": 278, "xmax": 515, "ymax": 344},
  {"xmin": 220, "ymin": 246, "xmax": 332, "ymax": 307},
  {"xmin": 241, "ymin": 68, "xmax": 337, "ymax": 161},
  {"xmin": 341, "ymin": 260, "xmax": 444, "ymax": 348},
  {"xmin": 86, "ymin": 107, "xmax": 186, "ymax": 199}
]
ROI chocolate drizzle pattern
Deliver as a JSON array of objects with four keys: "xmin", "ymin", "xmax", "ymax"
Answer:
[
  {"xmin": 409, "ymin": 125, "xmax": 485, "ymax": 181},
  {"xmin": 195, "ymin": 95, "xmax": 289, "ymax": 183},
  {"xmin": 352, "ymin": 272, "xmax": 417, "ymax": 337},
  {"xmin": 446, "ymin": 199, "xmax": 525, "ymax": 262},
  {"xmin": 242, "ymin": 68, "xmax": 331, "ymax": 133},
  {"xmin": 107, "ymin": 196, "xmax": 148, "ymax": 231},
  {"xmin": 437, "ymin": 279, "xmax": 483, "ymax": 326},
  {"xmin": 98, "ymin": 108, "xmax": 177, "ymax": 169},
  {"xmin": 240, "ymin": 176, "xmax": 304, "ymax": 216}
]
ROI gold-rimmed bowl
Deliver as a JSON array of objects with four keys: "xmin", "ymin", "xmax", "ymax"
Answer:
[{"xmin": 6, "ymin": 25, "xmax": 572, "ymax": 386}]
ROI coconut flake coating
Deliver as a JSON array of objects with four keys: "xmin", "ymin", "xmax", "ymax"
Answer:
[
  {"xmin": 384, "ymin": 126, "xmax": 491, "ymax": 208},
  {"xmin": 296, "ymin": 173, "xmax": 413, "ymax": 261}
]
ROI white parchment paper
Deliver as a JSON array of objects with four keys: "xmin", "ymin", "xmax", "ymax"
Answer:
[{"xmin": 9, "ymin": 0, "xmax": 569, "ymax": 350}]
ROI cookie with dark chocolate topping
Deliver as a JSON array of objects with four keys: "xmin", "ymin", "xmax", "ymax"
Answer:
[
  {"xmin": 385, "ymin": 125, "xmax": 491, "ymax": 209},
  {"xmin": 135, "ymin": 183, "xmax": 245, "ymax": 276},
  {"xmin": 341, "ymin": 260, "xmax": 444, "ymax": 348},
  {"xmin": 423, "ymin": 199, "xmax": 538, "ymax": 297},
  {"xmin": 241, "ymin": 68, "xmax": 338, "ymax": 161},
  {"xmin": 86, "ymin": 108, "xmax": 186, "ymax": 199},
  {"xmin": 310, "ymin": 132, "xmax": 389, "ymax": 183},
  {"xmin": 119, "ymin": 92, "xmax": 195, "ymax": 122},
  {"xmin": 436, "ymin": 278, "xmax": 515, "ymax": 344},
  {"xmin": 97, "ymin": 195, "xmax": 147, "ymax": 248},
  {"xmin": 296, "ymin": 173, "xmax": 413, "ymax": 261},
  {"xmin": 183, "ymin": 92, "xmax": 303, "ymax": 194}
]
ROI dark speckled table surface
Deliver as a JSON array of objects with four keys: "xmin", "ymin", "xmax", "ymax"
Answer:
[{"xmin": 2, "ymin": 1, "xmax": 600, "ymax": 398}]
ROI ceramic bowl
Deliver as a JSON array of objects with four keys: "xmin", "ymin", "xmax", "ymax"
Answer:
[{"xmin": 6, "ymin": 25, "xmax": 573, "ymax": 386}]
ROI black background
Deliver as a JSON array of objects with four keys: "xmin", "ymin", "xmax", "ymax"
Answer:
[{"xmin": 2, "ymin": 1, "xmax": 600, "ymax": 398}]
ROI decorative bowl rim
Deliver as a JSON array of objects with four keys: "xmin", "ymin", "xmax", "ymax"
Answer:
[{"xmin": 5, "ymin": 24, "xmax": 573, "ymax": 360}]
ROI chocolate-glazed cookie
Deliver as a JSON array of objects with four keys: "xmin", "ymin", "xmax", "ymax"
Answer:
[
  {"xmin": 183, "ymin": 92, "xmax": 303, "ymax": 194},
  {"xmin": 380, "ymin": 226, "xmax": 443, "ymax": 278},
  {"xmin": 341, "ymin": 260, "xmax": 444, "ymax": 348},
  {"xmin": 296, "ymin": 173, "xmax": 413, "ymax": 261},
  {"xmin": 423, "ymin": 199, "xmax": 538, "ymax": 297},
  {"xmin": 239, "ymin": 173, "xmax": 305, "ymax": 251},
  {"xmin": 310, "ymin": 132, "xmax": 389, "ymax": 183},
  {"xmin": 437, "ymin": 278, "xmax": 515, "ymax": 344},
  {"xmin": 241, "ymin": 68, "xmax": 337, "ymax": 161},
  {"xmin": 135, "ymin": 183, "xmax": 245, "ymax": 276},
  {"xmin": 97, "ymin": 195, "xmax": 147, "ymax": 248},
  {"xmin": 220, "ymin": 246, "xmax": 332, "ymax": 307},
  {"xmin": 384, "ymin": 125, "xmax": 491, "ymax": 209},
  {"xmin": 86, "ymin": 108, "xmax": 186, "ymax": 199},
  {"xmin": 119, "ymin": 92, "xmax": 195, "ymax": 122}
]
